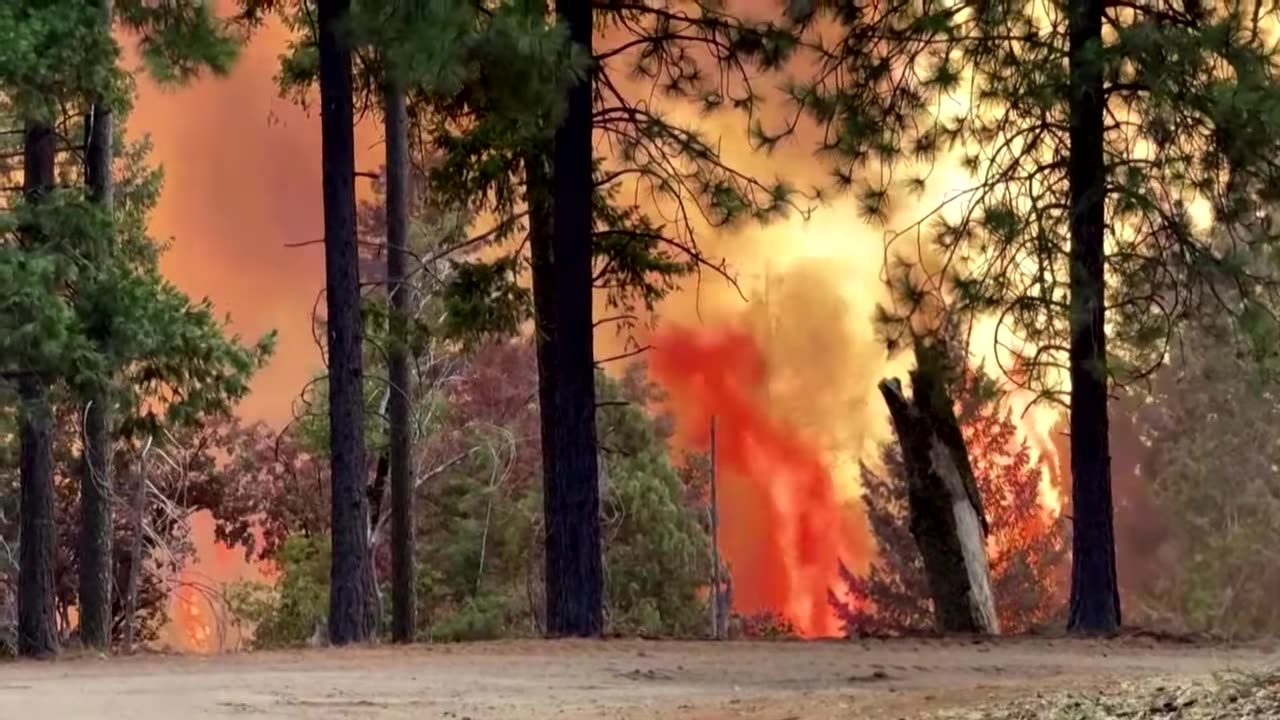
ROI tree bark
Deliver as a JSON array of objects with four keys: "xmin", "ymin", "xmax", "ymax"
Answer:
[
  {"xmin": 383, "ymin": 79, "xmax": 416, "ymax": 644},
  {"xmin": 526, "ymin": 147, "xmax": 557, "ymax": 628},
  {"xmin": 878, "ymin": 345, "xmax": 999, "ymax": 635},
  {"xmin": 318, "ymin": 0, "xmax": 372, "ymax": 645},
  {"xmin": 16, "ymin": 121, "xmax": 60, "ymax": 659},
  {"xmin": 79, "ymin": 0, "xmax": 116, "ymax": 646},
  {"xmin": 17, "ymin": 375, "xmax": 59, "ymax": 658},
  {"xmin": 122, "ymin": 447, "xmax": 148, "ymax": 655},
  {"xmin": 1066, "ymin": 0, "xmax": 1121, "ymax": 635},
  {"xmin": 545, "ymin": 0, "xmax": 604, "ymax": 637}
]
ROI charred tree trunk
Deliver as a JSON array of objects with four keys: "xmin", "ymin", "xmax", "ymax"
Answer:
[
  {"xmin": 16, "ymin": 121, "xmax": 60, "ymax": 659},
  {"xmin": 545, "ymin": 0, "xmax": 604, "ymax": 637},
  {"xmin": 384, "ymin": 79, "xmax": 416, "ymax": 644},
  {"xmin": 1066, "ymin": 0, "xmax": 1120, "ymax": 635},
  {"xmin": 318, "ymin": 0, "xmax": 372, "ymax": 645},
  {"xmin": 878, "ymin": 345, "xmax": 998, "ymax": 635},
  {"xmin": 79, "ymin": 2, "xmax": 116, "ymax": 646}
]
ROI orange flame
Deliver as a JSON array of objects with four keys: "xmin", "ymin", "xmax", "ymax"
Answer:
[{"xmin": 650, "ymin": 325, "xmax": 870, "ymax": 637}]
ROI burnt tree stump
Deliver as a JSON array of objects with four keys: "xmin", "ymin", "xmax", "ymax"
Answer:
[{"xmin": 878, "ymin": 345, "xmax": 999, "ymax": 635}]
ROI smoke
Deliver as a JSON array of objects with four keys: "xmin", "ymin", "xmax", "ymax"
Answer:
[
  {"xmin": 129, "ymin": 17, "xmax": 381, "ymax": 427},
  {"xmin": 126, "ymin": 9, "xmax": 1074, "ymax": 643}
]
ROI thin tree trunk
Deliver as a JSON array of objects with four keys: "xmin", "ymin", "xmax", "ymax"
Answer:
[
  {"xmin": 16, "ymin": 121, "xmax": 59, "ymax": 659},
  {"xmin": 123, "ymin": 445, "xmax": 149, "ymax": 654},
  {"xmin": 1066, "ymin": 0, "xmax": 1121, "ymax": 635},
  {"xmin": 384, "ymin": 79, "xmax": 416, "ymax": 644},
  {"xmin": 79, "ymin": 0, "xmax": 116, "ymax": 648},
  {"xmin": 545, "ymin": 0, "xmax": 604, "ymax": 637},
  {"xmin": 526, "ymin": 147, "xmax": 557, "ymax": 630},
  {"xmin": 318, "ymin": 0, "xmax": 372, "ymax": 645}
]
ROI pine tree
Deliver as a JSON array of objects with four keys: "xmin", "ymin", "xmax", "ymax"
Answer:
[
  {"xmin": 383, "ymin": 77, "xmax": 415, "ymax": 643},
  {"xmin": 544, "ymin": 0, "xmax": 603, "ymax": 637},
  {"xmin": 784, "ymin": 0, "xmax": 1280, "ymax": 634},
  {"xmin": 0, "ymin": 0, "xmax": 112, "ymax": 658},
  {"xmin": 1, "ymin": 0, "xmax": 264, "ymax": 655},
  {"xmin": 76, "ymin": 0, "xmax": 240, "ymax": 653},
  {"xmin": 424, "ymin": 0, "xmax": 806, "ymax": 637},
  {"xmin": 247, "ymin": 0, "xmax": 807, "ymax": 637},
  {"xmin": 312, "ymin": 0, "xmax": 373, "ymax": 645}
]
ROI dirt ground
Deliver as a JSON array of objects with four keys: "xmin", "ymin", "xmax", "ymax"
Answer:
[{"xmin": 0, "ymin": 637, "xmax": 1276, "ymax": 719}]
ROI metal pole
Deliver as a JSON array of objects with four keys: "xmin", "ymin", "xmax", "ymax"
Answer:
[{"xmin": 709, "ymin": 415, "xmax": 721, "ymax": 640}]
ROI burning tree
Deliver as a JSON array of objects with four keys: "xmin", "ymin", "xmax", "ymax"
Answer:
[
  {"xmin": 830, "ymin": 370, "xmax": 1067, "ymax": 636},
  {"xmin": 783, "ymin": 0, "xmax": 1280, "ymax": 635}
]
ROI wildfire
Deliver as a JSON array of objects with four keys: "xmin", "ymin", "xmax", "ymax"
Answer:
[
  {"xmin": 121, "ymin": 6, "xmax": 1072, "ymax": 648},
  {"xmin": 650, "ymin": 326, "xmax": 870, "ymax": 637},
  {"xmin": 174, "ymin": 587, "xmax": 213, "ymax": 651},
  {"xmin": 163, "ymin": 512, "xmax": 273, "ymax": 653}
]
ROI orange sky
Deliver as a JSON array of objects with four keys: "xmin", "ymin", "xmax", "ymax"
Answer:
[{"xmin": 133, "ymin": 22, "xmax": 341, "ymax": 426}]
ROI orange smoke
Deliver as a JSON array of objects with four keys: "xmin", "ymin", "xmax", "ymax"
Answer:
[{"xmin": 650, "ymin": 326, "xmax": 869, "ymax": 637}]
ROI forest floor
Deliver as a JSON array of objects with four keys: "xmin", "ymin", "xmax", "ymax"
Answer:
[{"xmin": 0, "ymin": 636, "xmax": 1277, "ymax": 719}]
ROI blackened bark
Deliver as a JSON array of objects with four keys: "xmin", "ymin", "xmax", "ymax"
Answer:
[
  {"xmin": 546, "ymin": 0, "xmax": 604, "ymax": 637},
  {"xmin": 1066, "ymin": 0, "xmax": 1121, "ymax": 635},
  {"xmin": 318, "ymin": 0, "xmax": 372, "ymax": 645},
  {"xmin": 17, "ymin": 121, "xmax": 59, "ymax": 659},
  {"xmin": 384, "ymin": 81, "xmax": 416, "ymax": 644},
  {"xmin": 79, "ymin": 32, "xmax": 116, "ymax": 648}
]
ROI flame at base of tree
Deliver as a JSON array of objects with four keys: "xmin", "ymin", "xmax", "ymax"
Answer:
[{"xmin": 650, "ymin": 325, "xmax": 870, "ymax": 637}]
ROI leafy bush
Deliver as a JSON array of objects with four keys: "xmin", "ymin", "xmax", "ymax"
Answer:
[
  {"xmin": 223, "ymin": 346, "xmax": 715, "ymax": 646},
  {"xmin": 225, "ymin": 536, "xmax": 328, "ymax": 649}
]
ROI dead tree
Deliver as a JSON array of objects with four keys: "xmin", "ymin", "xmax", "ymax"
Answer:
[{"xmin": 878, "ymin": 343, "xmax": 999, "ymax": 634}]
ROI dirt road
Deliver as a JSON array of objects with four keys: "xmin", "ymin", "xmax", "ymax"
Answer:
[{"xmin": 0, "ymin": 638, "xmax": 1275, "ymax": 719}]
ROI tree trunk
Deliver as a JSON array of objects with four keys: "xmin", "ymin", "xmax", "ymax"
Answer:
[
  {"xmin": 79, "ymin": 8, "xmax": 116, "ymax": 646},
  {"xmin": 318, "ymin": 0, "xmax": 372, "ymax": 645},
  {"xmin": 545, "ymin": 0, "xmax": 604, "ymax": 637},
  {"xmin": 78, "ymin": 394, "xmax": 112, "ymax": 651},
  {"xmin": 17, "ymin": 375, "xmax": 59, "ymax": 658},
  {"xmin": 878, "ymin": 344, "xmax": 999, "ymax": 635},
  {"xmin": 526, "ymin": 147, "xmax": 557, "ymax": 631},
  {"xmin": 16, "ymin": 121, "xmax": 60, "ymax": 659},
  {"xmin": 123, "ymin": 447, "xmax": 149, "ymax": 654},
  {"xmin": 1066, "ymin": 0, "xmax": 1120, "ymax": 635},
  {"xmin": 383, "ymin": 80, "xmax": 416, "ymax": 644}
]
